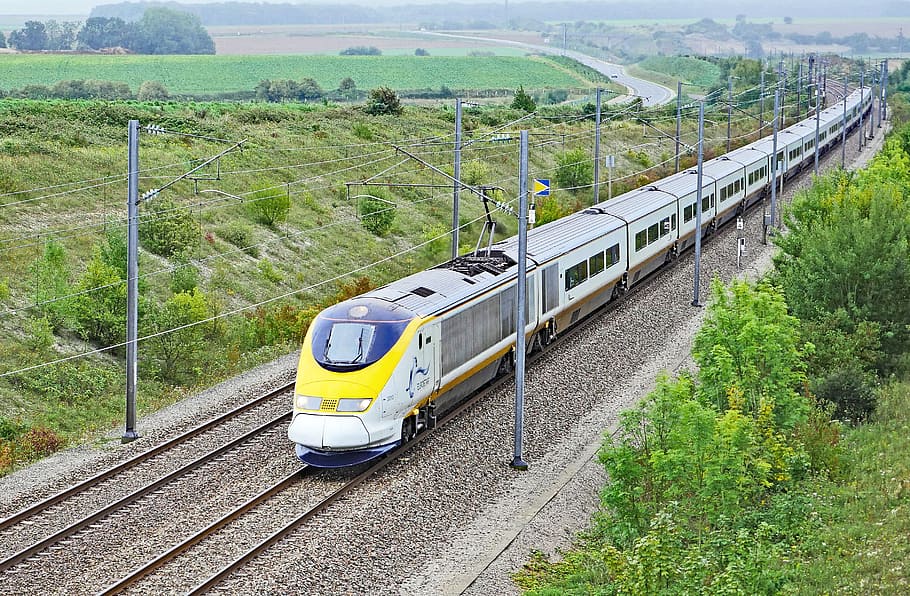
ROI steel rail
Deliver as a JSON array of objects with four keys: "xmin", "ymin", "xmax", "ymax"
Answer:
[
  {"xmin": 0, "ymin": 412, "xmax": 290, "ymax": 573},
  {"xmin": 0, "ymin": 383, "xmax": 294, "ymax": 532}
]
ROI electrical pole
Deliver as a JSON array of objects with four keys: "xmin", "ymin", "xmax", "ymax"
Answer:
[
  {"xmin": 675, "ymin": 80, "xmax": 682, "ymax": 172},
  {"xmin": 511, "ymin": 130, "xmax": 529, "ymax": 471},
  {"xmin": 124, "ymin": 120, "xmax": 140, "ymax": 443},
  {"xmin": 797, "ymin": 61, "xmax": 803, "ymax": 120},
  {"xmin": 882, "ymin": 60, "xmax": 888, "ymax": 123},
  {"xmin": 815, "ymin": 75, "xmax": 822, "ymax": 176},
  {"xmin": 594, "ymin": 88, "xmax": 601, "ymax": 202},
  {"xmin": 770, "ymin": 87, "xmax": 780, "ymax": 230},
  {"xmin": 692, "ymin": 101, "xmax": 704, "ymax": 307},
  {"xmin": 778, "ymin": 60, "xmax": 786, "ymax": 129},
  {"xmin": 727, "ymin": 76, "xmax": 733, "ymax": 153},
  {"xmin": 859, "ymin": 69, "xmax": 865, "ymax": 151},
  {"xmin": 842, "ymin": 75, "xmax": 847, "ymax": 168},
  {"xmin": 759, "ymin": 70, "xmax": 765, "ymax": 138},
  {"xmin": 453, "ymin": 98, "xmax": 462, "ymax": 259}
]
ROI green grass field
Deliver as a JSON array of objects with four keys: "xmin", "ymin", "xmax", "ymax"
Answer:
[{"xmin": 0, "ymin": 54, "xmax": 589, "ymax": 94}]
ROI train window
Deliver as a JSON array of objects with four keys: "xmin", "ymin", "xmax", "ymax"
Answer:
[
  {"xmin": 589, "ymin": 252, "xmax": 605, "ymax": 277},
  {"xmin": 418, "ymin": 333, "xmax": 423, "ymax": 349},
  {"xmin": 606, "ymin": 244, "xmax": 620, "ymax": 267},
  {"xmin": 671, "ymin": 213, "xmax": 677, "ymax": 230},
  {"xmin": 311, "ymin": 298, "xmax": 413, "ymax": 372},
  {"xmin": 565, "ymin": 261, "xmax": 588, "ymax": 290},
  {"xmin": 635, "ymin": 229, "xmax": 647, "ymax": 251},
  {"xmin": 702, "ymin": 196, "xmax": 710, "ymax": 211},
  {"xmin": 647, "ymin": 223, "xmax": 659, "ymax": 243},
  {"xmin": 660, "ymin": 216, "xmax": 671, "ymax": 236},
  {"xmin": 684, "ymin": 204, "xmax": 694, "ymax": 223}
]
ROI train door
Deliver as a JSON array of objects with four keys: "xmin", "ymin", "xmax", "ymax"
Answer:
[{"xmin": 419, "ymin": 322, "xmax": 440, "ymax": 396}]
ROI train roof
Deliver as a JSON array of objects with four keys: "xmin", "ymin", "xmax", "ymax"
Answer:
[
  {"xmin": 495, "ymin": 207, "xmax": 625, "ymax": 264},
  {"xmin": 588, "ymin": 185, "xmax": 676, "ymax": 222},
  {"xmin": 722, "ymin": 145, "xmax": 769, "ymax": 167},
  {"xmin": 650, "ymin": 169, "xmax": 702, "ymax": 197}
]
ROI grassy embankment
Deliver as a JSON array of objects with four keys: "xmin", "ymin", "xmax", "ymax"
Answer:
[
  {"xmin": 514, "ymin": 109, "xmax": 910, "ymax": 594},
  {"xmin": 0, "ymin": 65, "xmax": 721, "ymax": 475}
]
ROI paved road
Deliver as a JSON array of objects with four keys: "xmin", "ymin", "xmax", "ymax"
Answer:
[{"xmin": 418, "ymin": 32, "xmax": 675, "ymax": 106}]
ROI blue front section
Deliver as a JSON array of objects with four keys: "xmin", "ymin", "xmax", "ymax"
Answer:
[{"xmin": 295, "ymin": 441, "xmax": 400, "ymax": 468}]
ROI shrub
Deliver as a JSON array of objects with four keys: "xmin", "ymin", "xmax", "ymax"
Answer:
[
  {"xmin": 30, "ymin": 240, "xmax": 72, "ymax": 330},
  {"xmin": 170, "ymin": 253, "xmax": 199, "ymax": 294},
  {"xmin": 555, "ymin": 147, "xmax": 594, "ymax": 194},
  {"xmin": 145, "ymin": 289, "xmax": 211, "ymax": 384},
  {"xmin": 340, "ymin": 46, "xmax": 381, "ymax": 55},
  {"xmin": 217, "ymin": 222, "xmax": 258, "ymax": 256},
  {"xmin": 245, "ymin": 187, "xmax": 290, "ymax": 228},
  {"xmin": 70, "ymin": 256, "xmax": 127, "ymax": 346},
  {"xmin": 140, "ymin": 198, "xmax": 198, "ymax": 257},
  {"xmin": 365, "ymin": 86, "xmax": 403, "ymax": 116},
  {"xmin": 258, "ymin": 259, "xmax": 284, "ymax": 283},
  {"xmin": 137, "ymin": 80, "xmax": 169, "ymax": 101},
  {"xmin": 511, "ymin": 85, "xmax": 536, "ymax": 112},
  {"xmin": 359, "ymin": 194, "xmax": 396, "ymax": 236},
  {"xmin": 414, "ymin": 48, "xmax": 429, "ymax": 56},
  {"xmin": 352, "ymin": 122, "xmax": 373, "ymax": 140}
]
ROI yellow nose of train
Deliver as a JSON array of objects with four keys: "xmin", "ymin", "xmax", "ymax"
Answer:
[{"xmin": 288, "ymin": 297, "xmax": 418, "ymax": 467}]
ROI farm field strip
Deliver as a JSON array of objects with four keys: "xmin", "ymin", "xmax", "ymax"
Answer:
[{"xmin": 0, "ymin": 55, "xmax": 588, "ymax": 94}]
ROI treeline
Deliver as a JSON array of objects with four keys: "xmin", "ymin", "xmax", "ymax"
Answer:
[
  {"xmin": 3, "ymin": 8, "xmax": 213, "ymax": 54},
  {"xmin": 516, "ymin": 113, "xmax": 910, "ymax": 593},
  {"xmin": 91, "ymin": 1, "xmax": 908, "ymax": 26}
]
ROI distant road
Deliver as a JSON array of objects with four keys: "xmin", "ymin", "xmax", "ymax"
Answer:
[{"xmin": 418, "ymin": 32, "xmax": 674, "ymax": 107}]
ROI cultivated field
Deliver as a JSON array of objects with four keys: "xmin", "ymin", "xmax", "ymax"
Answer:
[{"xmin": 0, "ymin": 54, "xmax": 589, "ymax": 95}]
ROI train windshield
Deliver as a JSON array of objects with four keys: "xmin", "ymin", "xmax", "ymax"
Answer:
[{"xmin": 310, "ymin": 298, "xmax": 414, "ymax": 372}]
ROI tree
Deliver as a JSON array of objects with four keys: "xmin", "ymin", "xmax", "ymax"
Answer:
[
  {"xmin": 511, "ymin": 85, "xmax": 536, "ymax": 112},
  {"xmin": 338, "ymin": 77, "xmax": 357, "ymax": 99},
  {"xmin": 0, "ymin": 31, "xmax": 7, "ymax": 49},
  {"xmin": 365, "ymin": 86, "xmax": 403, "ymax": 116},
  {"xmin": 340, "ymin": 46, "xmax": 381, "ymax": 55},
  {"xmin": 139, "ymin": 197, "xmax": 198, "ymax": 257},
  {"xmin": 70, "ymin": 256, "xmax": 127, "ymax": 347},
  {"xmin": 43, "ymin": 20, "xmax": 77, "ymax": 51},
  {"xmin": 137, "ymin": 80, "xmax": 169, "ymax": 101},
  {"xmin": 30, "ymin": 240, "xmax": 72, "ymax": 331},
  {"xmin": 77, "ymin": 17, "xmax": 128, "ymax": 50},
  {"xmin": 145, "ymin": 289, "xmax": 210, "ymax": 384},
  {"xmin": 693, "ymin": 279, "xmax": 809, "ymax": 430},
  {"xmin": 9, "ymin": 21, "xmax": 48, "ymax": 51},
  {"xmin": 298, "ymin": 77, "xmax": 323, "ymax": 101},
  {"xmin": 414, "ymin": 48, "xmax": 429, "ymax": 56},
  {"xmin": 245, "ymin": 187, "xmax": 290, "ymax": 228},
  {"xmin": 360, "ymin": 194, "xmax": 396, "ymax": 236},
  {"xmin": 126, "ymin": 8, "xmax": 214, "ymax": 55},
  {"xmin": 554, "ymin": 148, "xmax": 593, "ymax": 194}
]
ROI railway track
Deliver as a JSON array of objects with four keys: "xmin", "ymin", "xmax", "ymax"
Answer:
[{"xmin": 0, "ymin": 385, "xmax": 294, "ymax": 577}]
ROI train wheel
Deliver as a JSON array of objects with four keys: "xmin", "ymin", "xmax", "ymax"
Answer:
[{"xmin": 401, "ymin": 416, "xmax": 416, "ymax": 443}]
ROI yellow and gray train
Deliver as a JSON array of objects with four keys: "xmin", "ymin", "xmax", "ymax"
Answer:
[{"xmin": 289, "ymin": 86, "xmax": 872, "ymax": 467}]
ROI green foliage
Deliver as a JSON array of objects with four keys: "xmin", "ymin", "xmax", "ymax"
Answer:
[
  {"xmin": 554, "ymin": 148, "xmax": 594, "ymax": 194},
  {"xmin": 245, "ymin": 187, "xmax": 290, "ymax": 228},
  {"xmin": 140, "ymin": 197, "xmax": 198, "ymax": 257},
  {"xmin": 70, "ymin": 256, "xmax": 127, "ymax": 347},
  {"xmin": 693, "ymin": 279, "xmax": 809, "ymax": 430},
  {"xmin": 359, "ymin": 194, "xmax": 396, "ymax": 236},
  {"xmin": 340, "ymin": 46, "xmax": 381, "ymax": 56},
  {"xmin": 460, "ymin": 159, "xmax": 489, "ymax": 186},
  {"xmin": 510, "ymin": 85, "xmax": 536, "ymax": 112},
  {"xmin": 100, "ymin": 228, "xmax": 128, "ymax": 279},
  {"xmin": 144, "ymin": 289, "xmax": 211, "ymax": 384},
  {"xmin": 216, "ymin": 222, "xmax": 258, "ymax": 256},
  {"xmin": 30, "ymin": 240, "xmax": 72, "ymax": 330},
  {"xmin": 364, "ymin": 86, "xmax": 402, "ymax": 116},
  {"xmin": 137, "ymin": 80, "xmax": 169, "ymax": 101},
  {"xmin": 534, "ymin": 195, "xmax": 574, "ymax": 227},
  {"xmin": 352, "ymin": 122, "xmax": 373, "ymax": 140},
  {"xmin": 774, "ymin": 147, "xmax": 910, "ymax": 378},
  {"xmin": 25, "ymin": 316, "xmax": 55, "ymax": 354},
  {"xmin": 257, "ymin": 259, "xmax": 284, "ymax": 284},
  {"xmin": 637, "ymin": 56, "xmax": 721, "ymax": 87},
  {"xmin": 170, "ymin": 253, "xmax": 199, "ymax": 294}
]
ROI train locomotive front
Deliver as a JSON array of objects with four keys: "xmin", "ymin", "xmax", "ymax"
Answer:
[{"xmin": 288, "ymin": 296, "xmax": 434, "ymax": 467}]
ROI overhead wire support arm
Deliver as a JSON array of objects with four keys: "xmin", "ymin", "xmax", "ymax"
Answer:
[
  {"xmin": 144, "ymin": 138, "xmax": 246, "ymax": 201},
  {"xmin": 634, "ymin": 116, "xmax": 696, "ymax": 152}
]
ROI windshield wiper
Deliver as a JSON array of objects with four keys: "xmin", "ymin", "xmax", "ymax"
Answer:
[
  {"xmin": 353, "ymin": 328, "xmax": 365, "ymax": 363},
  {"xmin": 323, "ymin": 337, "xmax": 333, "ymax": 363}
]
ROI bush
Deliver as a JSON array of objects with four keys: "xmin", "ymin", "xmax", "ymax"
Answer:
[
  {"xmin": 359, "ymin": 194, "xmax": 396, "ymax": 236},
  {"xmin": 340, "ymin": 46, "xmax": 381, "ymax": 55},
  {"xmin": 365, "ymin": 86, "xmax": 403, "ymax": 116},
  {"xmin": 217, "ymin": 222, "xmax": 258, "ymax": 256},
  {"xmin": 245, "ymin": 187, "xmax": 290, "ymax": 228},
  {"xmin": 145, "ymin": 289, "xmax": 211, "ymax": 384},
  {"xmin": 555, "ymin": 147, "xmax": 594, "ymax": 194},
  {"xmin": 170, "ymin": 253, "xmax": 199, "ymax": 294},
  {"xmin": 30, "ymin": 239, "xmax": 72, "ymax": 330},
  {"xmin": 70, "ymin": 256, "xmax": 127, "ymax": 346},
  {"xmin": 352, "ymin": 122, "xmax": 373, "ymax": 140},
  {"xmin": 137, "ymin": 80, "xmax": 169, "ymax": 101},
  {"xmin": 140, "ymin": 198, "xmax": 198, "ymax": 257},
  {"xmin": 511, "ymin": 85, "xmax": 536, "ymax": 112}
]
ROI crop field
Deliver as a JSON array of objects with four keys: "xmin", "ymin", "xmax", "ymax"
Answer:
[{"xmin": 0, "ymin": 54, "xmax": 588, "ymax": 94}]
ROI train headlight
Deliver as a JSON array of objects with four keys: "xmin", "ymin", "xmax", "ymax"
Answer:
[
  {"xmin": 295, "ymin": 395, "xmax": 322, "ymax": 410},
  {"xmin": 336, "ymin": 398, "xmax": 372, "ymax": 412}
]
